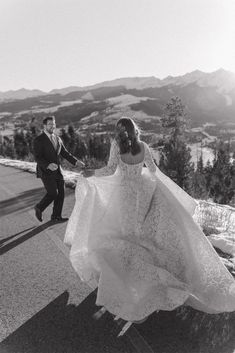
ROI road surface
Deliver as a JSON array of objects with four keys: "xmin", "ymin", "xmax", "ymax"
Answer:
[{"xmin": 0, "ymin": 165, "xmax": 155, "ymax": 353}]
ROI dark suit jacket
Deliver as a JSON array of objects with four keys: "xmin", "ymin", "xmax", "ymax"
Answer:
[{"xmin": 33, "ymin": 132, "xmax": 77, "ymax": 179}]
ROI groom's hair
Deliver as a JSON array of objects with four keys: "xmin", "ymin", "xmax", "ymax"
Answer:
[{"xmin": 43, "ymin": 116, "xmax": 55, "ymax": 125}]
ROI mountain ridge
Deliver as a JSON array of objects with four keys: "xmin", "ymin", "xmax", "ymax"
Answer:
[
  {"xmin": 1, "ymin": 68, "xmax": 235, "ymax": 101},
  {"xmin": 1, "ymin": 69, "xmax": 235, "ymax": 132}
]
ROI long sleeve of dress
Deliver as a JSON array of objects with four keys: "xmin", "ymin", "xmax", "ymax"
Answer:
[
  {"xmin": 95, "ymin": 140, "xmax": 119, "ymax": 177},
  {"xmin": 144, "ymin": 142, "xmax": 157, "ymax": 173}
]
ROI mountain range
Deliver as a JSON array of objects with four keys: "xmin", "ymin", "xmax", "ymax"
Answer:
[{"xmin": 1, "ymin": 69, "xmax": 235, "ymax": 133}]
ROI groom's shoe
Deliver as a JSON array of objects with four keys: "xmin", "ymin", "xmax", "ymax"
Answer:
[
  {"xmin": 34, "ymin": 206, "xmax": 43, "ymax": 222},
  {"xmin": 51, "ymin": 216, "xmax": 69, "ymax": 223}
]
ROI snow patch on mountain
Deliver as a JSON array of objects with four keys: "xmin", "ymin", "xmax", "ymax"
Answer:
[
  {"xmin": 107, "ymin": 94, "xmax": 154, "ymax": 107},
  {"xmin": 12, "ymin": 99, "xmax": 83, "ymax": 116}
]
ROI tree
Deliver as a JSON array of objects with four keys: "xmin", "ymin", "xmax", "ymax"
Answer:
[
  {"xmin": 160, "ymin": 96, "xmax": 189, "ymax": 149},
  {"xmin": 159, "ymin": 96, "xmax": 194, "ymax": 192},
  {"xmin": 159, "ymin": 139, "xmax": 194, "ymax": 190},
  {"xmin": 93, "ymin": 135, "xmax": 110, "ymax": 161},
  {"xmin": 191, "ymin": 154, "xmax": 208, "ymax": 199},
  {"xmin": 74, "ymin": 139, "xmax": 88, "ymax": 160},
  {"xmin": 67, "ymin": 124, "xmax": 76, "ymax": 154},
  {"xmin": 14, "ymin": 130, "xmax": 29, "ymax": 160},
  {"xmin": 231, "ymin": 153, "xmax": 235, "ymax": 205},
  {"xmin": 1, "ymin": 137, "xmax": 15, "ymax": 159},
  {"xmin": 208, "ymin": 141, "xmax": 234, "ymax": 204},
  {"xmin": 88, "ymin": 136, "xmax": 95, "ymax": 159},
  {"xmin": 60, "ymin": 128, "xmax": 70, "ymax": 148},
  {"xmin": 204, "ymin": 160, "xmax": 213, "ymax": 193}
]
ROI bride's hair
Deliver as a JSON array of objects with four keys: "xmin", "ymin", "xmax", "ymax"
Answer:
[{"xmin": 115, "ymin": 117, "xmax": 141, "ymax": 155}]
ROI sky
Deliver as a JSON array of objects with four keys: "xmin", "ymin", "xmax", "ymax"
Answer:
[{"xmin": 0, "ymin": 0, "xmax": 235, "ymax": 92}]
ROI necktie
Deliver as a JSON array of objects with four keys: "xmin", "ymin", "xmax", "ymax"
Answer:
[{"xmin": 50, "ymin": 134, "xmax": 57, "ymax": 149}]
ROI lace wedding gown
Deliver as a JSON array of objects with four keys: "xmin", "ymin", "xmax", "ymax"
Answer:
[{"xmin": 64, "ymin": 141, "xmax": 235, "ymax": 321}]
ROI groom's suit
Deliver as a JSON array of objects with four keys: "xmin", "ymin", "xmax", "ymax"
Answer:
[{"xmin": 34, "ymin": 131, "xmax": 77, "ymax": 219}]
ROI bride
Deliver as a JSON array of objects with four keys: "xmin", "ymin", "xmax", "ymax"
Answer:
[{"xmin": 64, "ymin": 117, "xmax": 235, "ymax": 333}]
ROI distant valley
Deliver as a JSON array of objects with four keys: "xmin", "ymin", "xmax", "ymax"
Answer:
[{"xmin": 1, "ymin": 69, "xmax": 235, "ymax": 165}]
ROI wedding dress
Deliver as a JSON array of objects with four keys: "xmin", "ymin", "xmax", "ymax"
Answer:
[{"xmin": 64, "ymin": 140, "xmax": 235, "ymax": 322}]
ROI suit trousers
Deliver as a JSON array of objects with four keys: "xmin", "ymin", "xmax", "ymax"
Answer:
[{"xmin": 36, "ymin": 175, "xmax": 65, "ymax": 217}]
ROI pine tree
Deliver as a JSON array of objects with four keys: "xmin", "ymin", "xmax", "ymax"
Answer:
[
  {"xmin": 60, "ymin": 128, "xmax": 70, "ymax": 148},
  {"xmin": 14, "ymin": 130, "xmax": 29, "ymax": 160},
  {"xmin": 93, "ymin": 135, "xmax": 110, "ymax": 161},
  {"xmin": 197, "ymin": 153, "xmax": 203, "ymax": 174},
  {"xmin": 160, "ymin": 96, "xmax": 188, "ymax": 149},
  {"xmin": 74, "ymin": 134, "xmax": 88, "ymax": 160},
  {"xmin": 204, "ymin": 160, "xmax": 213, "ymax": 193},
  {"xmin": 88, "ymin": 136, "xmax": 95, "ymax": 159},
  {"xmin": 159, "ymin": 96, "xmax": 194, "ymax": 192},
  {"xmin": 209, "ymin": 141, "xmax": 234, "ymax": 204},
  {"xmin": 2, "ymin": 138, "xmax": 15, "ymax": 159},
  {"xmin": 191, "ymin": 154, "xmax": 208, "ymax": 199},
  {"xmin": 231, "ymin": 152, "xmax": 235, "ymax": 205},
  {"xmin": 67, "ymin": 124, "xmax": 76, "ymax": 154}
]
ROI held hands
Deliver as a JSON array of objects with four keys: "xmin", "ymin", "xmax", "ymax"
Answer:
[
  {"xmin": 47, "ymin": 160, "xmax": 94, "ymax": 177},
  {"xmin": 47, "ymin": 163, "xmax": 58, "ymax": 171},
  {"xmin": 74, "ymin": 159, "xmax": 94, "ymax": 177}
]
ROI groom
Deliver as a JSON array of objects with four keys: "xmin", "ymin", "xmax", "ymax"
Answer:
[{"xmin": 33, "ymin": 116, "xmax": 84, "ymax": 223}]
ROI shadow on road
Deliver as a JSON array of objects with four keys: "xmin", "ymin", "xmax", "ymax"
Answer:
[
  {"xmin": 0, "ymin": 187, "xmax": 44, "ymax": 217},
  {"xmin": 0, "ymin": 186, "xmax": 74, "ymax": 217},
  {"xmin": 0, "ymin": 222, "xmax": 53, "ymax": 255},
  {"xmin": 1, "ymin": 289, "xmax": 235, "ymax": 353},
  {"xmin": 137, "ymin": 309, "xmax": 235, "ymax": 353},
  {"xmin": 0, "ymin": 226, "xmax": 36, "ymax": 246},
  {"xmin": 0, "ymin": 290, "xmax": 133, "ymax": 353}
]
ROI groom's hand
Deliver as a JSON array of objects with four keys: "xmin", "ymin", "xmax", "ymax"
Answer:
[{"xmin": 47, "ymin": 163, "xmax": 58, "ymax": 171}]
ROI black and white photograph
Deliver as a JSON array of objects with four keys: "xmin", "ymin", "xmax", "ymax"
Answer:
[{"xmin": 0, "ymin": 0, "xmax": 235, "ymax": 352}]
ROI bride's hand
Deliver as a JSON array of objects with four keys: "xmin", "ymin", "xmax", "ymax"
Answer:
[{"xmin": 81, "ymin": 168, "xmax": 95, "ymax": 178}]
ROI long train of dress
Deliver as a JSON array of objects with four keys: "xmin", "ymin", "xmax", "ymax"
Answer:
[{"xmin": 64, "ymin": 141, "xmax": 235, "ymax": 321}]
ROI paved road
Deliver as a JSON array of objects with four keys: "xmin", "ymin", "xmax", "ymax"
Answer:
[
  {"xmin": 1, "ymin": 165, "xmax": 235, "ymax": 353},
  {"xmin": 0, "ymin": 165, "xmax": 138, "ymax": 353}
]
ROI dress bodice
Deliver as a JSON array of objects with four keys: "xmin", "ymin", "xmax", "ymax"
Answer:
[
  {"xmin": 117, "ymin": 159, "xmax": 144, "ymax": 179},
  {"xmin": 95, "ymin": 140, "xmax": 157, "ymax": 178}
]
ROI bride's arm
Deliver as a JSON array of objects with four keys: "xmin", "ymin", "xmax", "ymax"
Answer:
[
  {"xmin": 144, "ymin": 142, "xmax": 157, "ymax": 173},
  {"xmin": 94, "ymin": 140, "xmax": 119, "ymax": 177}
]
